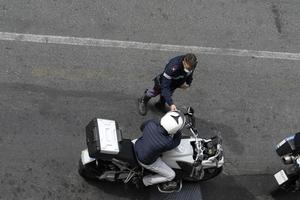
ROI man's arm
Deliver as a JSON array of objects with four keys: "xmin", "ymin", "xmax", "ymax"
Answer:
[
  {"xmin": 185, "ymin": 71, "xmax": 194, "ymax": 86},
  {"xmin": 160, "ymin": 63, "xmax": 179, "ymax": 106},
  {"xmin": 160, "ymin": 75, "xmax": 174, "ymax": 106}
]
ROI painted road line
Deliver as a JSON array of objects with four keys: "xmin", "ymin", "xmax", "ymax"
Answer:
[{"xmin": 0, "ymin": 32, "xmax": 300, "ymax": 60}]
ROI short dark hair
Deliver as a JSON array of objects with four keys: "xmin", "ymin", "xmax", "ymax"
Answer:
[{"xmin": 184, "ymin": 53, "xmax": 197, "ymax": 68}]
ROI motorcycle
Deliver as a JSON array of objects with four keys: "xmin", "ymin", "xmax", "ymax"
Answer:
[
  {"xmin": 273, "ymin": 132, "xmax": 300, "ymax": 191},
  {"xmin": 78, "ymin": 107, "xmax": 224, "ymax": 193}
]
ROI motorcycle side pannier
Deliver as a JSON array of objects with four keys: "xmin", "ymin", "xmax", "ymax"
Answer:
[{"xmin": 86, "ymin": 118, "xmax": 121, "ymax": 158}]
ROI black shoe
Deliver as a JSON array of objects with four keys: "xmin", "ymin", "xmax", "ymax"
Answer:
[
  {"xmin": 138, "ymin": 95, "xmax": 150, "ymax": 116},
  {"xmin": 138, "ymin": 98, "xmax": 147, "ymax": 116},
  {"xmin": 157, "ymin": 180, "xmax": 182, "ymax": 193}
]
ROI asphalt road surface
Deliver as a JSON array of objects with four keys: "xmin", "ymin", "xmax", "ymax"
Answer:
[{"xmin": 1, "ymin": 0, "xmax": 300, "ymax": 199}]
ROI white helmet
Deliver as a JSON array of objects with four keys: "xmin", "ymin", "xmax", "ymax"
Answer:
[{"xmin": 160, "ymin": 111, "xmax": 186, "ymax": 134}]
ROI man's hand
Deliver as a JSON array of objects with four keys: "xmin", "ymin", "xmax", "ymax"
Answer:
[
  {"xmin": 180, "ymin": 83, "xmax": 189, "ymax": 89},
  {"xmin": 170, "ymin": 104, "xmax": 177, "ymax": 111}
]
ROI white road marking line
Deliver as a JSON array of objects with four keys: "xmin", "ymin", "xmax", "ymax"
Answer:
[{"xmin": 1, "ymin": 31, "xmax": 300, "ymax": 60}]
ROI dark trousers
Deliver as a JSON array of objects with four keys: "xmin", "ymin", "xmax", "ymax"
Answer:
[{"xmin": 145, "ymin": 77, "xmax": 174, "ymax": 105}]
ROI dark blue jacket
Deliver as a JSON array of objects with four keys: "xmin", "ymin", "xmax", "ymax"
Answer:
[
  {"xmin": 159, "ymin": 55, "xmax": 194, "ymax": 106},
  {"xmin": 134, "ymin": 119, "xmax": 182, "ymax": 165}
]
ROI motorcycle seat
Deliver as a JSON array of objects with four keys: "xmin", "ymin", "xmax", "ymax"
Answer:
[{"xmin": 114, "ymin": 139, "xmax": 139, "ymax": 168}]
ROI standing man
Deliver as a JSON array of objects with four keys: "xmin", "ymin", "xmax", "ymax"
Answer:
[{"xmin": 138, "ymin": 53, "xmax": 197, "ymax": 115}]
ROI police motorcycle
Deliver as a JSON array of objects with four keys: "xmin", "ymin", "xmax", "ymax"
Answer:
[
  {"xmin": 274, "ymin": 132, "xmax": 300, "ymax": 191},
  {"xmin": 78, "ymin": 107, "xmax": 224, "ymax": 192}
]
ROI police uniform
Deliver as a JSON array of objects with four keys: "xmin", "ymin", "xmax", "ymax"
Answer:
[{"xmin": 146, "ymin": 55, "xmax": 194, "ymax": 106}]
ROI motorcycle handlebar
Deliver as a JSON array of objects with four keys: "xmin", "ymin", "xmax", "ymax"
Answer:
[{"xmin": 180, "ymin": 106, "xmax": 194, "ymax": 116}]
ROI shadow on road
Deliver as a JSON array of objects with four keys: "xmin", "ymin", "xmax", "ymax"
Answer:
[
  {"xmin": 200, "ymin": 174, "xmax": 256, "ymax": 200},
  {"xmin": 271, "ymin": 188, "xmax": 300, "ymax": 200},
  {"xmin": 84, "ymin": 179, "xmax": 204, "ymax": 200},
  {"xmin": 84, "ymin": 179, "xmax": 151, "ymax": 200}
]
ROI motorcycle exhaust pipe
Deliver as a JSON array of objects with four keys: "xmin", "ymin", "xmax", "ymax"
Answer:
[{"xmin": 99, "ymin": 171, "xmax": 116, "ymax": 182}]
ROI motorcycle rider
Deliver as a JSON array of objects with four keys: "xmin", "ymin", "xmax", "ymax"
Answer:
[
  {"xmin": 134, "ymin": 111, "xmax": 186, "ymax": 192},
  {"xmin": 138, "ymin": 53, "xmax": 198, "ymax": 115}
]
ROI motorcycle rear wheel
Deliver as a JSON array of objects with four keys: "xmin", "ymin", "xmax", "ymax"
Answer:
[{"xmin": 78, "ymin": 159, "xmax": 100, "ymax": 180}]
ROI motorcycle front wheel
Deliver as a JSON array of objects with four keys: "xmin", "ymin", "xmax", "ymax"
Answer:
[
  {"xmin": 183, "ymin": 166, "xmax": 223, "ymax": 182},
  {"xmin": 201, "ymin": 167, "xmax": 223, "ymax": 181}
]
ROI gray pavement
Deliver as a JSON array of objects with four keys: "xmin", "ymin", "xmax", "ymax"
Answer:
[{"xmin": 1, "ymin": 0, "xmax": 300, "ymax": 199}]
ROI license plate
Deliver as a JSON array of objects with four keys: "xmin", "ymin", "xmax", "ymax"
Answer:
[{"xmin": 274, "ymin": 170, "xmax": 288, "ymax": 185}]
